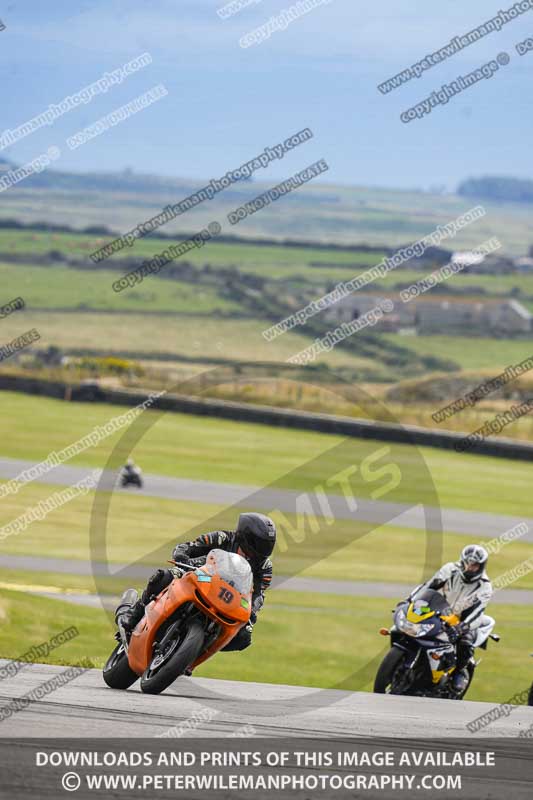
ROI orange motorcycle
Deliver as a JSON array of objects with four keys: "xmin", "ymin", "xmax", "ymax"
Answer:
[{"xmin": 103, "ymin": 549, "xmax": 253, "ymax": 695}]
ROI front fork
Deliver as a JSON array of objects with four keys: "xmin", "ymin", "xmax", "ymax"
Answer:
[{"xmin": 390, "ymin": 642, "xmax": 421, "ymax": 693}]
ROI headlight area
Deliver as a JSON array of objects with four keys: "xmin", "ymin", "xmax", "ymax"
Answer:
[{"xmin": 395, "ymin": 609, "xmax": 435, "ymax": 638}]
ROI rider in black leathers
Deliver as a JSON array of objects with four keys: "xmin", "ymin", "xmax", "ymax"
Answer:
[{"xmin": 117, "ymin": 513, "xmax": 275, "ymax": 653}]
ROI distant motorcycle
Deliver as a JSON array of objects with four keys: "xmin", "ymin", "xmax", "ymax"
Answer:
[
  {"xmin": 374, "ymin": 588, "xmax": 499, "ymax": 699},
  {"xmin": 120, "ymin": 465, "xmax": 143, "ymax": 489},
  {"xmin": 103, "ymin": 549, "xmax": 253, "ymax": 695}
]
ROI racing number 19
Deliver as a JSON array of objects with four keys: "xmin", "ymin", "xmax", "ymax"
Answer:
[{"xmin": 218, "ymin": 587, "xmax": 234, "ymax": 604}]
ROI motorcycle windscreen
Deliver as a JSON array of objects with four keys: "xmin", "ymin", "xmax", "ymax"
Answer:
[
  {"xmin": 202, "ymin": 548, "xmax": 253, "ymax": 595},
  {"xmin": 410, "ymin": 587, "xmax": 452, "ymax": 616}
]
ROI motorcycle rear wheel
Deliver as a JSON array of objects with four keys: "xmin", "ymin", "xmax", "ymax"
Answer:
[
  {"xmin": 374, "ymin": 647, "xmax": 406, "ymax": 693},
  {"xmin": 103, "ymin": 643, "xmax": 139, "ymax": 690},
  {"xmin": 140, "ymin": 620, "xmax": 205, "ymax": 695}
]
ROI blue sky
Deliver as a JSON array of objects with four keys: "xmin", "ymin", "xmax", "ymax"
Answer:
[{"xmin": 0, "ymin": 0, "xmax": 531, "ymax": 189}]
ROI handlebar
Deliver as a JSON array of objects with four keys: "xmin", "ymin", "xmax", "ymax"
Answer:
[{"xmin": 167, "ymin": 560, "xmax": 196, "ymax": 571}]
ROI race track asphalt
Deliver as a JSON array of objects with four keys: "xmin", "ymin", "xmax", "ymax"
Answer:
[
  {"xmin": 1, "ymin": 661, "xmax": 531, "ymax": 739},
  {"xmin": 1, "ymin": 456, "xmax": 532, "ymax": 539}
]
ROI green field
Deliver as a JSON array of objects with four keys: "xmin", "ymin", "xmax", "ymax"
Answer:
[
  {"xmin": 1, "ymin": 392, "xmax": 533, "ymax": 515},
  {"xmin": 3, "ymin": 224, "xmax": 533, "ymax": 395},
  {"xmin": 5, "ymin": 180, "xmax": 533, "ymax": 254},
  {"xmin": 0, "ymin": 262, "xmax": 241, "ymax": 314},
  {"xmin": 3, "ymin": 479, "xmax": 533, "ymax": 591},
  {"xmin": 383, "ymin": 334, "xmax": 533, "ymax": 371},
  {"xmin": 0, "ymin": 230, "xmax": 387, "ymax": 284},
  {"xmin": 0, "ymin": 228, "xmax": 384, "ymax": 264},
  {"xmin": 3, "ymin": 229, "xmax": 533, "ymax": 299},
  {"xmin": 5, "ymin": 258, "xmax": 533, "ymax": 310},
  {"xmin": 0, "ymin": 311, "xmax": 380, "ymax": 370}
]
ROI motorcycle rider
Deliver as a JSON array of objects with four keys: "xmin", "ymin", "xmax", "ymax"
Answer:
[
  {"xmin": 122, "ymin": 458, "xmax": 139, "ymax": 480},
  {"xmin": 116, "ymin": 512, "xmax": 275, "ymax": 655},
  {"xmin": 408, "ymin": 544, "xmax": 493, "ymax": 693}
]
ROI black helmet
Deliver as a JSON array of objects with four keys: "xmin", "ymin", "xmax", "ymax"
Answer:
[
  {"xmin": 460, "ymin": 544, "xmax": 488, "ymax": 583},
  {"xmin": 236, "ymin": 513, "xmax": 276, "ymax": 560}
]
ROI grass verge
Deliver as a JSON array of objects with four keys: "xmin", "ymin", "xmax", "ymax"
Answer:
[{"xmin": 1, "ymin": 393, "xmax": 532, "ymax": 516}]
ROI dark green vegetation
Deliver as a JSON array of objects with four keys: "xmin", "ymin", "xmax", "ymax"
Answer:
[{"xmin": 458, "ymin": 175, "xmax": 533, "ymax": 206}]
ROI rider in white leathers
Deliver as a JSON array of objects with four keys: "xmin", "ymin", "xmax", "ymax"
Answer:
[{"xmin": 410, "ymin": 544, "xmax": 493, "ymax": 692}]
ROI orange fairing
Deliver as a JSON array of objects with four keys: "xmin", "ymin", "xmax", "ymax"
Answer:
[{"xmin": 127, "ymin": 568, "xmax": 252, "ymax": 676}]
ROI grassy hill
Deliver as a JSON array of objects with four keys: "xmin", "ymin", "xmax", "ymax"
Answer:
[
  {"xmin": 1, "ymin": 221, "xmax": 532, "ymax": 439},
  {"xmin": 0, "ymin": 225, "xmax": 462, "ymax": 383},
  {"xmin": 2, "ymin": 159, "xmax": 533, "ymax": 254}
]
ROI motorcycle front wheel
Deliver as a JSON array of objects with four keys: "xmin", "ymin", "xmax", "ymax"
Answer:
[
  {"xmin": 103, "ymin": 643, "xmax": 139, "ymax": 690},
  {"xmin": 140, "ymin": 620, "xmax": 205, "ymax": 695},
  {"xmin": 450, "ymin": 663, "xmax": 475, "ymax": 700},
  {"xmin": 374, "ymin": 647, "xmax": 406, "ymax": 694}
]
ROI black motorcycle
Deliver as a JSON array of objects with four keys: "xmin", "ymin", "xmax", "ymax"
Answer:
[
  {"xmin": 374, "ymin": 588, "xmax": 498, "ymax": 699},
  {"xmin": 120, "ymin": 466, "xmax": 143, "ymax": 489}
]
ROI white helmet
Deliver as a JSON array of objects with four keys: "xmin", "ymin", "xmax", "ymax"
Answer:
[{"xmin": 460, "ymin": 544, "xmax": 488, "ymax": 583}]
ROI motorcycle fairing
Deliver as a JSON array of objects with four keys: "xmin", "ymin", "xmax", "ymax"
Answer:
[{"xmin": 127, "ymin": 569, "xmax": 251, "ymax": 675}]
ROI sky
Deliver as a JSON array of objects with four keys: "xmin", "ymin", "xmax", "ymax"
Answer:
[{"xmin": 0, "ymin": 0, "xmax": 531, "ymax": 190}]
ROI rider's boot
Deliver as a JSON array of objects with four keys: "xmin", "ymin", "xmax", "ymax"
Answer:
[
  {"xmin": 117, "ymin": 600, "xmax": 145, "ymax": 632},
  {"xmin": 115, "ymin": 589, "xmax": 145, "ymax": 633},
  {"xmin": 452, "ymin": 642, "xmax": 474, "ymax": 693}
]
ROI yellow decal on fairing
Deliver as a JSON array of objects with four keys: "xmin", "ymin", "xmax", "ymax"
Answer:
[
  {"xmin": 431, "ymin": 666, "xmax": 456, "ymax": 684},
  {"xmin": 406, "ymin": 602, "xmax": 435, "ymax": 623}
]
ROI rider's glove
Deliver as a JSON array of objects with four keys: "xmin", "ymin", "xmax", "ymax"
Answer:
[
  {"xmin": 172, "ymin": 547, "xmax": 192, "ymax": 564},
  {"xmin": 455, "ymin": 621, "xmax": 470, "ymax": 638},
  {"xmin": 250, "ymin": 610, "xmax": 257, "ymax": 625},
  {"xmin": 448, "ymin": 625, "xmax": 459, "ymax": 644},
  {"xmin": 447, "ymin": 621, "xmax": 469, "ymax": 643},
  {"xmin": 447, "ymin": 626, "xmax": 459, "ymax": 644}
]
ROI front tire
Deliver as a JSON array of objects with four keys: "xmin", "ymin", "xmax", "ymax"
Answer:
[
  {"xmin": 454, "ymin": 663, "xmax": 475, "ymax": 700},
  {"xmin": 103, "ymin": 643, "xmax": 139, "ymax": 690},
  {"xmin": 528, "ymin": 682, "xmax": 533, "ymax": 706},
  {"xmin": 374, "ymin": 647, "xmax": 406, "ymax": 694},
  {"xmin": 140, "ymin": 620, "xmax": 205, "ymax": 695}
]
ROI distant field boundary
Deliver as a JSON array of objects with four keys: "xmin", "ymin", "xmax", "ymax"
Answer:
[
  {"xmin": 2, "ymin": 374, "xmax": 533, "ymax": 462},
  {"xmin": 0, "ymin": 218, "xmax": 392, "ymax": 254}
]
